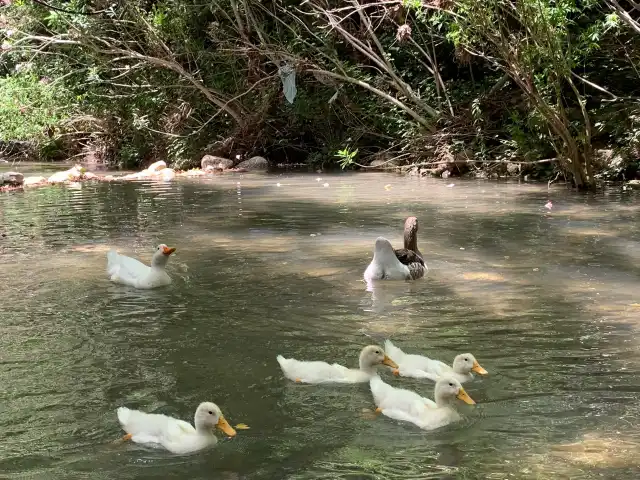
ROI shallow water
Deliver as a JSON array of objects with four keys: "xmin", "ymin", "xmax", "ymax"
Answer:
[{"xmin": 1, "ymin": 170, "xmax": 639, "ymax": 479}]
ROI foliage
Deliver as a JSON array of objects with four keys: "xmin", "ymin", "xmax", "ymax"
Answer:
[
  {"xmin": 0, "ymin": 72, "xmax": 75, "ymax": 144},
  {"xmin": 0, "ymin": 0, "xmax": 639, "ymax": 187}
]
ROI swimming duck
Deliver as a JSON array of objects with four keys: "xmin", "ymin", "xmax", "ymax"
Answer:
[
  {"xmin": 276, "ymin": 345, "xmax": 399, "ymax": 384},
  {"xmin": 385, "ymin": 339, "xmax": 488, "ymax": 383},
  {"xmin": 116, "ymin": 402, "xmax": 236, "ymax": 454},
  {"xmin": 370, "ymin": 375, "xmax": 475, "ymax": 431},
  {"xmin": 106, "ymin": 244, "xmax": 176, "ymax": 289},
  {"xmin": 364, "ymin": 217, "xmax": 426, "ymax": 281}
]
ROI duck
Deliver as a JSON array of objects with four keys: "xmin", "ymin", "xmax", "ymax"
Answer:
[
  {"xmin": 370, "ymin": 375, "xmax": 475, "ymax": 431},
  {"xmin": 106, "ymin": 244, "xmax": 176, "ymax": 289},
  {"xmin": 384, "ymin": 339, "xmax": 488, "ymax": 383},
  {"xmin": 116, "ymin": 402, "xmax": 236, "ymax": 455},
  {"xmin": 364, "ymin": 217, "xmax": 426, "ymax": 281},
  {"xmin": 276, "ymin": 345, "xmax": 399, "ymax": 384}
]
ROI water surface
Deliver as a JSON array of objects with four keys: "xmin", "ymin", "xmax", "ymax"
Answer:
[{"xmin": 1, "ymin": 171, "xmax": 639, "ymax": 479}]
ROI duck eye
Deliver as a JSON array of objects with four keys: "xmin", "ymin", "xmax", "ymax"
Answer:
[
  {"xmin": 449, "ymin": 383, "xmax": 454, "ymax": 387},
  {"xmin": 208, "ymin": 410, "xmax": 213, "ymax": 415}
]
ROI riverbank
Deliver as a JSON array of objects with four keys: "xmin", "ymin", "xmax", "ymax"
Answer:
[{"xmin": 0, "ymin": 156, "xmax": 273, "ymax": 193}]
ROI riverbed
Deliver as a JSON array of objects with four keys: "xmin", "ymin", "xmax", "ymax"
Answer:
[{"xmin": 1, "ymin": 169, "xmax": 639, "ymax": 479}]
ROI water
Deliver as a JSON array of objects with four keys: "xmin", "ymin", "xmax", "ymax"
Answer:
[{"xmin": 1, "ymin": 170, "xmax": 640, "ymax": 479}]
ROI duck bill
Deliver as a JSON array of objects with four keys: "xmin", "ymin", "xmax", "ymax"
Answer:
[
  {"xmin": 471, "ymin": 361, "xmax": 488, "ymax": 375},
  {"xmin": 381, "ymin": 355, "xmax": 399, "ymax": 369},
  {"xmin": 457, "ymin": 387, "xmax": 476, "ymax": 405},
  {"xmin": 162, "ymin": 246, "xmax": 176, "ymax": 256},
  {"xmin": 216, "ymin": 417, "xmax": 237, "ymax": 437}
]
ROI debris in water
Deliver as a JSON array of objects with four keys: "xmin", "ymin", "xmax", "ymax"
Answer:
[
  {"xmin": 323, "ymin": 183, "xmax": 329, "ymax": 187},
  {"xmin": 384, "ymin": 184, "xmax": 392, "ymax": 191},
  {"xmin": 316, "ymin": 177, "xmax": 322, "ymax": 182},
  {"xmin": 234, "ymin": 423, "xmax": 250, "ymax": 430},
  {"xmin": 276, "ymin": 183, "xmax": 281, "ymax": 187},
  {"xmin": 545, "ymin": 200, "xmax": 553, "ymax": 210},
  {"xmin": 447, "ymin": 183, "xmax": 455, "ymax": 188}
]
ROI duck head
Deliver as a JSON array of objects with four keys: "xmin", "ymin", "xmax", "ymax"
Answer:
[
  {"xmin": 359, "ymin": 345, "xmax": 398, "ymax": 372},
  {"xmin": 151, "ymin": 243, "xmax": 176, "ymax": 267},
  {"xmin": 452, "ymin": 353, "xmax": 488, "ymax": 375},
  {"xmin": 194, "ymin": 402, "xmax": 236, "ymax": 437},
  {"xmin": 434, "ymin": 377, "xmax": 476, "ymax": 406}
]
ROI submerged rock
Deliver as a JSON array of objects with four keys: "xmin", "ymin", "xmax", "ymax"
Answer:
[
  {"xmin": 235, "ymin": 156, "xmax": 268, "ymax": 171},
  {"xmin": 0, "ymin": 171, "xmax": 24, "ymax": 186}
]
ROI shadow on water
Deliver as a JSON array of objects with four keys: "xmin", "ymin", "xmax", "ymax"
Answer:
[{"xmin": 1, "ymin": 172, "xmax": 640, "ymax": 478}]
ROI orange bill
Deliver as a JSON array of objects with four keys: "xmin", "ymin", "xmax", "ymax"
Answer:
[
  {"xmin": 471, "ymin": 360, "xmax": 488, "ymax": 375},
  {"xmin": 216, "ymin": 416, "xmax": 237, "ymax": 437},
  {"xmin": 381, "ymin": 355, "xmax": 399, "ymax": 369},
  {"xmin": 162, "ymin": 246, "xmax": 176, "ymax": 255},
  {"xmin": 456, "ymin": 387, "xmax": 476, "ymax": 405}
]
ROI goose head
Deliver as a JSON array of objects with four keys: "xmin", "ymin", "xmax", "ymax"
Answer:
[
  {"xmin": 403, "ymin": 216, "xmax": 420, "ymax": 255},
  {"xmin": 452, "ymin": 353, "xmax": 488, "ymax": 375},
  {"xmin": 194, "ymin": 402, "xmax": 236, "ymax": 437},
  {"xmin": 359, "ymin": 345, "xmax": 398, "ymax": 372},
  {"xmin": 434, "ymin": 377, "xmax": 475, "ymax": 406},
  {"xmin": 151, "ymin": 243, "xmax": 176, "ymax": 267}
]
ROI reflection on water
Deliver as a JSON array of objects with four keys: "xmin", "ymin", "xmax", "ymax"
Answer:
[{"xmin": 1, "ymin": 171, "xmax": 640, "ymax": 479}]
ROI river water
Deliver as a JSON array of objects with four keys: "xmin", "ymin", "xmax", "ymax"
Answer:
[{"xmin": 1, "ymin": 167, "xmax": 639, "ymax": 479}]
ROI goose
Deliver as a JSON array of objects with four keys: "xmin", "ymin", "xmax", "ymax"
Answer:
[
  {"xmin": 116, "ymin": 402, "xmax": 236, "ymax": 454},
  {"xmin": 385, "ymin": 339, "xmax": 488, "ymax": 383},
  {"xmin": 370, "ymin": 375, "xmax": 475, "ymax": 431},
  {"xmin": 364, "ymin": 217, "xmax": 426, "ymax": 281},
  {"xmin": 106, "ymin": 244, "xmax": 176, "ymax": 289},
  {"xmin": 276, "ymin": 345, "xmax": 399, "ymax": 384}
]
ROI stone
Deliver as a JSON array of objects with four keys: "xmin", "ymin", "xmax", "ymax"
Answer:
[
  {"xmin": 0, "ymin": 171, "xmax": 24, "ymax": 186},
  {"xmin": 23, "ymin": 175, "xmax": 46, "ymax": 186},
  {"xmin": 159, "ymin": 168, "xmax": 176, "ymax": 181},
  {"xmin": 47, "ymin": 165, "xmax": 85, "ymax": 183},
  {"xmin": 369, "ymin": 158, "xmax": 398, "ymax": 170},
  {"xmin": 235, "ymin": 156, "xmax": 268, "ymax": 171},
  {"xmin": 625, "ymin": 179, "xmax": 640, "ymax": 189},
  {"xmin": 506, "ymin": 163, "xmax": 520, "ymax": 175},
  {"xmin": 147, "ymin": 160, "xmax": 167, "ymax": 173},
  {"xmin": 201, "ymin": 155, "xmax": 234, "ymax": 170}
]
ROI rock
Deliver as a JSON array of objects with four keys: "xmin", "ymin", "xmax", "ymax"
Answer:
[
  {"xmin": 0, "ymin": 171, "xmax": 24, "ymax": 186},
  {"xmin": 159, "ymin": 168, "xmax": 176, "ymax": 181},
  {"xmin": 183, "ymin": 169, "xmax": 205, "ymax": 176},
  {"xmin": 201, "ymin": 155, "xmax": 234, "ymax": 170},
  {"xmin": 441, "ymin": 170, "xmax": 450, "ymax": 179},
  {"xmin": 48, "ymin": 165, "xmax": 85, "ymax": 183},
  {"xmin": 625, "ymin": 179, "xmax": 640, "ymax": 189},
  {"xmin": 23, "ymin": 176, "xmax": 46, "ymax": 186},
  {"xmin": 506, "ymin": 163, "xmax": 520, "ymax": 175},
  {"xmin": 369, "ymin": 157, "xmax": 400, "ymax": 170},
  {"xmin": 147, "ymin": 160, "xmax": 167, "ymax": 173},
  {"xmin": 235, "ymin": 156, "xmax": 268, "ymax": 171}
]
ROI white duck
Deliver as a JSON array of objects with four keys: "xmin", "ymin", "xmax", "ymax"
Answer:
[
  {"xmin": 364, "ymin": 217, "xmax": 426, "ymax": 282},
  {"xmin": 384, "ymin": 340, "xmax": 488, "ymax": 383},
  {"xmin": 370, "ymin": 375, "xmax": 475, "ymax": 431},
  {"xmin": 117, "ymin": 402, "xmax": 236, "ymax": 455},
  {"xmin": 277, "ymin": 345, "xmax": 399, "ymax": 384},
  {"xmin": 106, "ymin": 244, "xmax": 176, "ymax": 289}
]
